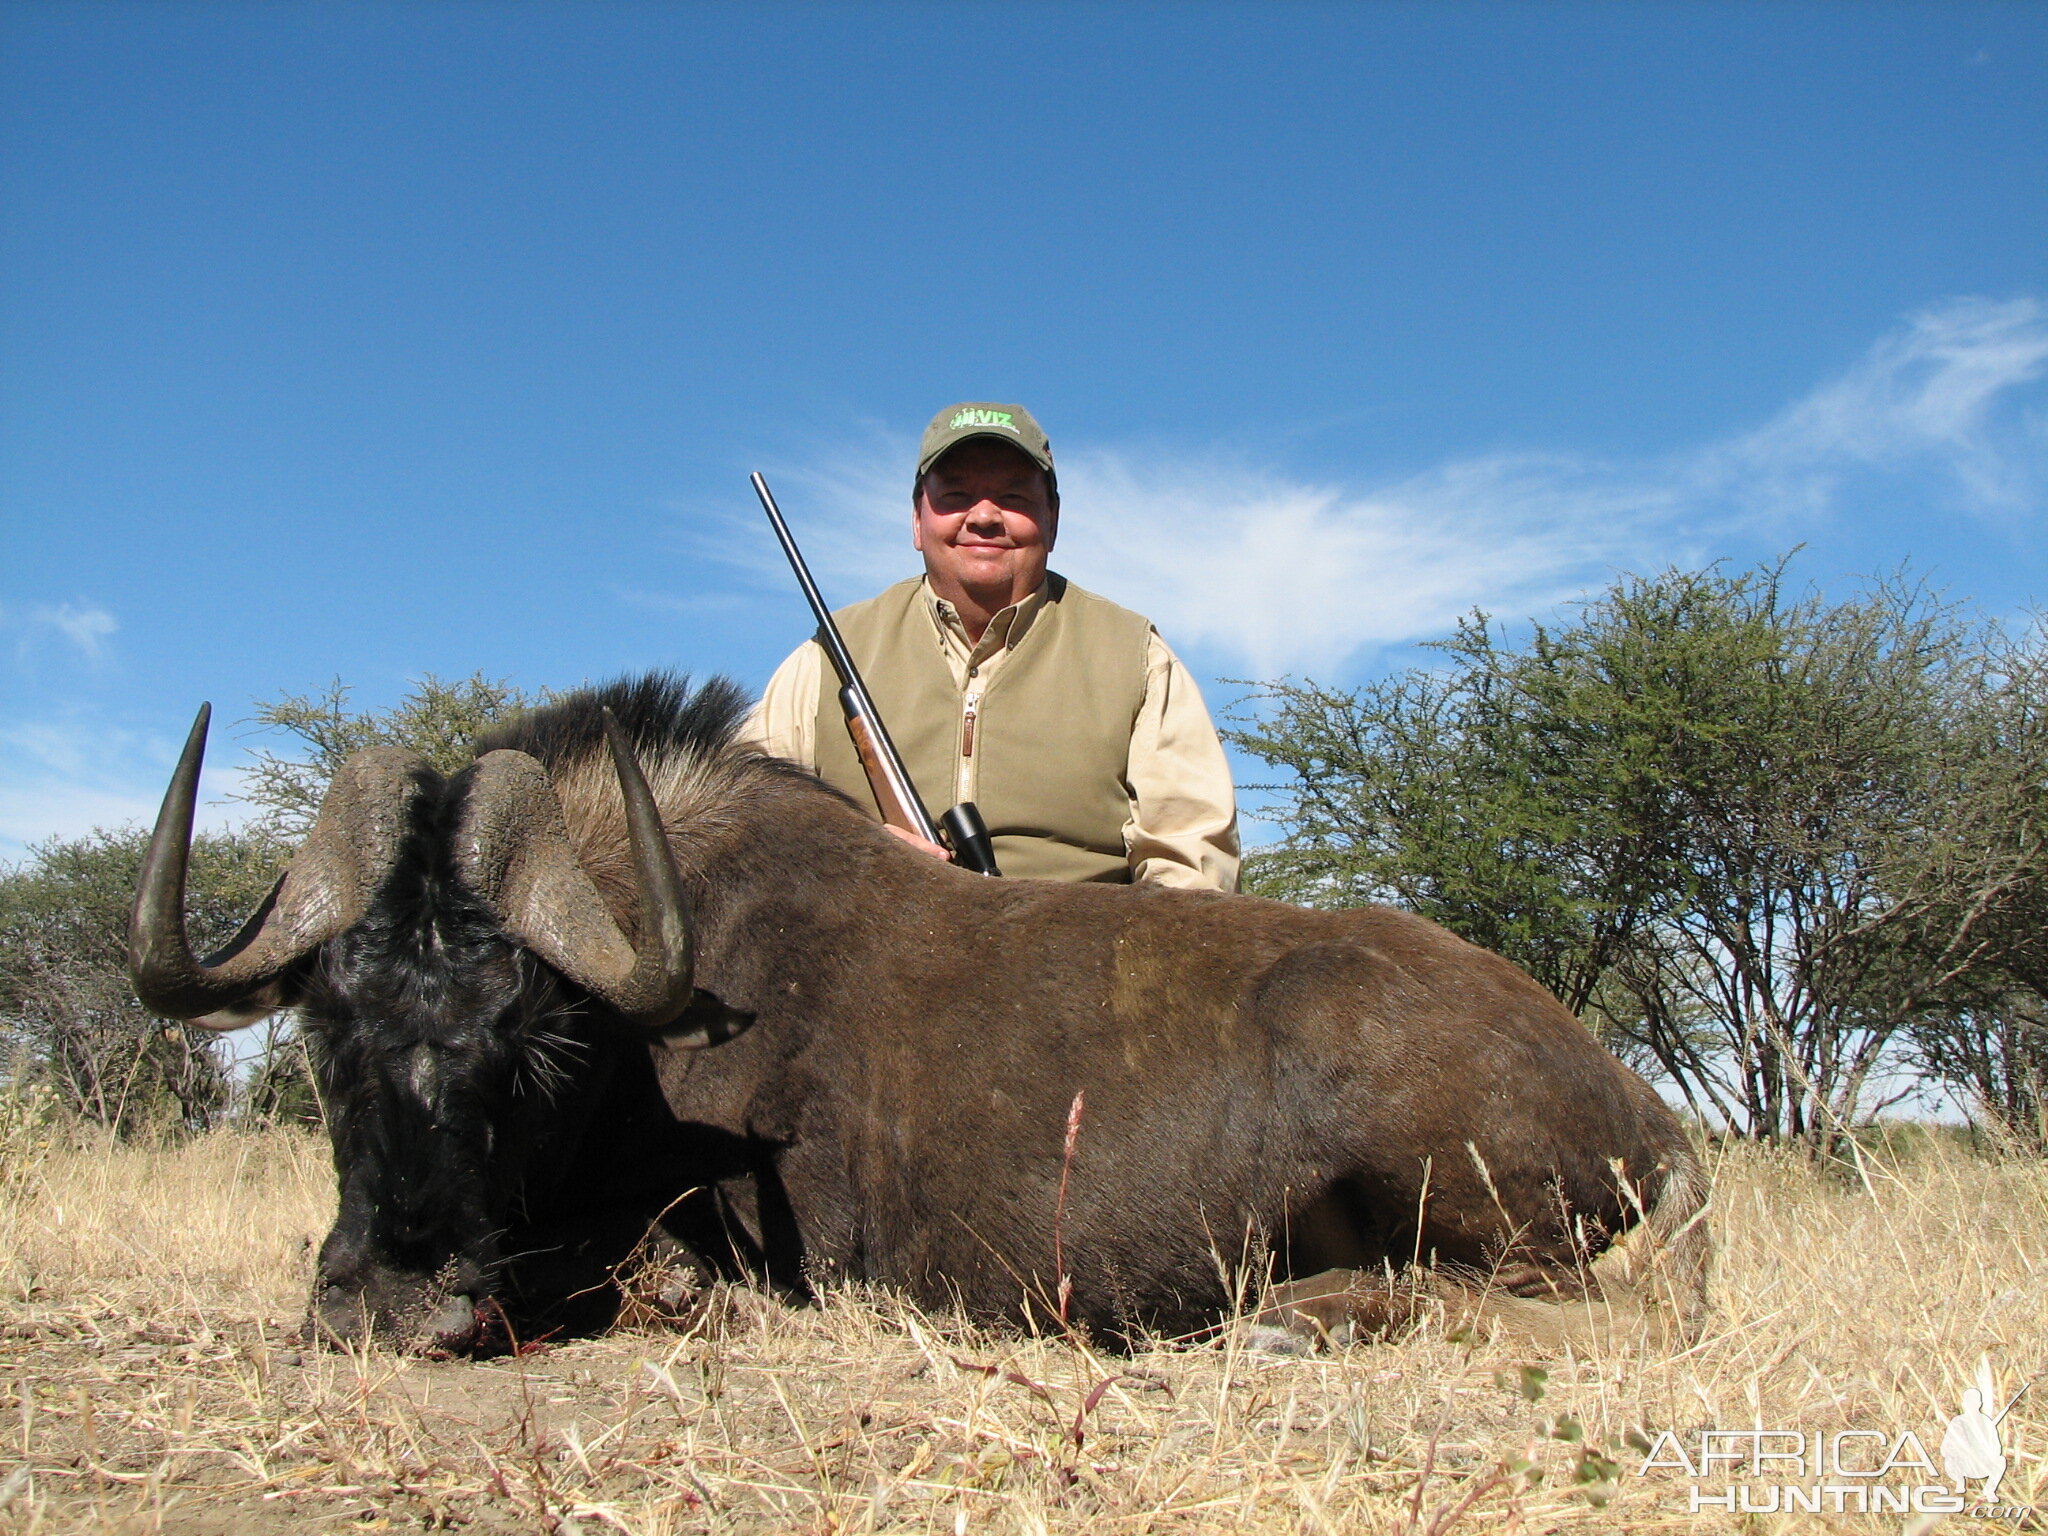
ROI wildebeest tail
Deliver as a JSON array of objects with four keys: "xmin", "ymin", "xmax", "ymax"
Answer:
[{"xmin": 1628, "ymin": 1143, "xmax": 1712, "ymax": 1340}]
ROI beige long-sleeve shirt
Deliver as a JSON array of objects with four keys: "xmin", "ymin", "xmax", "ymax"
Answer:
[{"xmin": 743, "ymin": 577, "xmax": 1240, "ymax": 891}]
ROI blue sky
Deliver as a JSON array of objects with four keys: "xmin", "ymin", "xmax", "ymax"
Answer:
[{"xmin": 3, "ymin": 1, "xmax": 2045, "ymax": 862}]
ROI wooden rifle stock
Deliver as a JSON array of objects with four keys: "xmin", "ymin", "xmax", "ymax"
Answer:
[
  {"xmin": 751, "ymin": 473, "xmax": 1001, "ymax": 876},
  {"xmin": 840, "ymin": 694, "xmax": 927, "ymax": 839}
]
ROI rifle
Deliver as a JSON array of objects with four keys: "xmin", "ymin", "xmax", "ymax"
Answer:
[{"xmin": 751, "ymin": 472, "xmax": 1001, "ymax": 876}]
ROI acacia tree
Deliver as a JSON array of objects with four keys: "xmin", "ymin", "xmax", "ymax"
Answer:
[
  {"xmin": 1915, "ymin": 998, "xmax": 2047, "ymax": 1149},
  {"xmin": 1232, "ymin": 625, "xmax": 1672, "ymax": 1018},
  {"xmin": 238, "ymin": 672, "xmax": 540, "ymax": 839},
  {"xmin": 1890, "ymin": 618, "xmax": 2048, "ymax": 1146},
  {"xmin": 0, "ymin": 674, "xmax": 542, "ymax": 1134},
  {"xmin": 0, "ymin": 827, "xmax": 281, "ymax": 1132},
  {"xmin": 1578, "ymin": 569, "xmax": 1966, "ymax": 1140},
  {"xmin": 1233, "ymin": 560, "xmax": 2013, "ymax": 1145}
]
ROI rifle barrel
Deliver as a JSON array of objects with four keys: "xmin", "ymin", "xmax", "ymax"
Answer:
[
  {"xmin": 750, "ymin": 472, "xmax": 946, "ymax": 847},
  {"xmin": 751, "ymin": 474, "xmax": 876, "ymax": 718}
]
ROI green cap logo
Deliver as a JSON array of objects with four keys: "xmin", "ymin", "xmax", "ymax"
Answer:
[
  {"xmin": 918, "ymin": 402, "xmax": 1055, "ymax": 483},
  {"xmin": 949, "ymin": 408, "xmax": 1017, "ymax": 433}
]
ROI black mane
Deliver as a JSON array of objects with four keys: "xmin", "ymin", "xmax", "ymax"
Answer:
[{"xmin": 473, "ymin": 670, "xmax": 752, "ymax": 769}]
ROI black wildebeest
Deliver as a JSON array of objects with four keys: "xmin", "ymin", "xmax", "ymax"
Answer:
[{"xmin": 130, "ymin": 673, "xmax": 1707, "ymax": 1352}]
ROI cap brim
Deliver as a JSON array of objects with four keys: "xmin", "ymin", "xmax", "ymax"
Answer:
[{"xmin": 917, "ymin": 430, "xmax": 1055, "ymax": 479}]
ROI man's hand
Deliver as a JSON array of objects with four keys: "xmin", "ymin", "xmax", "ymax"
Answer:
[{"xmin": 883, "ymin": 824, "xmax": 951, "ymax": 861}]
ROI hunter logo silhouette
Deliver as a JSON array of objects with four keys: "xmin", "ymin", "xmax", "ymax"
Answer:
[{"xmin": 1941, "ymin": 1356, "xmax": 2034, "ymax": 1502}]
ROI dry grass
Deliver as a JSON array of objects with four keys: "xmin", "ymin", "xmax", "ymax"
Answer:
[{"xmin": 1, "ymin": 1116, "xmax": 2043, "ymax": 1534}]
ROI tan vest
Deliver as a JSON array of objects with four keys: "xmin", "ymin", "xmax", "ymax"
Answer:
[{"xmin": 812, "ymin": 575, "xmax": 1152, "ymax": 882}]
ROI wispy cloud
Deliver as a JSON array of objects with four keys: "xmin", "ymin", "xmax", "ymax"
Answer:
[
  {"xmin": 0, "ymin": 714, "xmax": 255, "ymax": 868},
  {"xmin": 1704, "ymin": 295, "xmax": 2048, "ymax": 520},
  {"xmin": 686, "ymin": 446, "xmax": 925, "ymax": 599},
  {"xmin": 2, "ymin": 599, "xmax": 121, "ymax": 666},
  {"xmin": 684, "ymin": 296, "xmax": 2046, "ymax": 677},
  {"xmin": 1048, "ymin": 451, "xmax": 1659, "ymax": 676},
  {"xmin": 614, "ymin": 587, "xmax": 771, "ymax": 621},
  {"xmin": 38, "ymin": 601, "xmax": 120, "ymax": 658}
]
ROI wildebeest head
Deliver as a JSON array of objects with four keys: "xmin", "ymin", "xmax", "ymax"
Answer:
[{"xmin": 128, "ymin": 703, "xmax": 705, "ymax": 1351}]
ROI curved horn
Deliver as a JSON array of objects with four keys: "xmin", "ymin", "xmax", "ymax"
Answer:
[
  {"xmin": 459, "ymin": 711, "xmax": 695, "ymax": 1030},
  {"xmin": 129, "ymin": 704, "xmax": 426, "ymax": 1027},
  {"xmin": 602, "ymin": 710, "xmax": 698, "ymax": 1022}
]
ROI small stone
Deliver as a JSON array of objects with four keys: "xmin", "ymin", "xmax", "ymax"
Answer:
[{"xmin": 275, "ymin": 1348, "xmax": 303, "ymax": 1367}]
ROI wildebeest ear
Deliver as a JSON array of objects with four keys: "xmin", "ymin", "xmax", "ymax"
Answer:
[
  {"xmin": 188, "ymin": 977, "xmax": 289, "ymax": 1032},
  {"xmin": 657, "ymin": 989, "xmax": 754, "ymax": 1050}
]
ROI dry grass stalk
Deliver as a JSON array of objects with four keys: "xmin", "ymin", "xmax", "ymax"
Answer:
[{"xmin": 0, "ymin": 1124, "xmax": 2041, "ymax": 1533}]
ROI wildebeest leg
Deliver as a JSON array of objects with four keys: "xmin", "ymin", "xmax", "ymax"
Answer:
[
  {"xmin": 1256, "ymin": 1268, "xmax": 1428, "ymax": 1346},
  {"xmin": 1281, "ymin": 1180, "xmax": 1391, "ymax": 1275},
  {"xmin": 608, "ymin": 1224, "xmax": 720, "ymax": 1325},
  {"xmin": 1258, "ymin": 1182, "xmax": 1428, "ymax": 1346},
  {"xmin": 1256, "ymin": 1260, "xmax": 1640, "ymax": 1356},
  {"xmin": 1487, "ymin": 1259, "xmax": 1599, "ymax": 1301},
  {"xmin": 1263, "ymin": 1174, "xmax": 1609, "ymax": 1351}
]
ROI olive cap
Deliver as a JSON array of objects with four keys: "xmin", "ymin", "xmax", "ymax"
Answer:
[{"xmin": 915, "ymin": 402, "xmax": 1055, "ymax": 483}]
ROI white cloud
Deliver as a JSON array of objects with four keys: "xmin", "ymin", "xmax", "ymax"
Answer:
[
  {"xmin": 1705, "ymin": 295, "xmax": 2048, "ymax": 519},
  {"xmin": 2, "ymin": 598, "xmax": 121, "ymax": 666},
  {"xmin": 36, "ymin": 601, "xmax": 120, "ymax": 659},
  {"xmin": 614, "ymin": 587, "xmax": 770, "ymax": 621},
  {"xmin": 1051, "ymin": 450, "xmax": 1669, "ymax": 677},
  {"xmin": 0, "ymin": 715, "xmax": 257, "ymax": 868},
  {"xmin": 686, "ymin": 445, "xmax": 925, "ymax": 598},
  {"xmin": 685, "ymin": 296, "xmax": 2047, "ymax": 677}
]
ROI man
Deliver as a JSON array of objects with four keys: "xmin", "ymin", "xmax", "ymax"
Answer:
[{"xmin": 747, "ymin": 402, "xmax": 1239, "ymax": 890}]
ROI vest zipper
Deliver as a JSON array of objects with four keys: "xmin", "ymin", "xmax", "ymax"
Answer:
[{"xmin": 961, "ymin": 690, "xmax": 982, "ymax": 757}]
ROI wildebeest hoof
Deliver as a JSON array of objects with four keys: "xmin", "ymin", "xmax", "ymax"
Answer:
[
  {"xmin": 312, "ymin": 1285, "xmax": 372, "ymax": 1349},
  {"xmin": 1244, "ymin": 1324, "xmax": 1314, "ymax": 1356}
]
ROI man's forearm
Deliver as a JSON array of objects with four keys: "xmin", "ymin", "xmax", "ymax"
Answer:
[{"xmin": 1123, "ymin": 633, "xmax": 1241, "ymax": 892}]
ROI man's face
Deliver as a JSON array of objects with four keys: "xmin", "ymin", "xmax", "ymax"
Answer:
[{"xmin": 913, "ymin": 439, "xmax": 1057, "ymax": 607}]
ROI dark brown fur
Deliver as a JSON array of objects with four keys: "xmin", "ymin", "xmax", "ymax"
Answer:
[{"xmin": 498, "ymin": 680, "xmax": 1709, "ymax": 1344}]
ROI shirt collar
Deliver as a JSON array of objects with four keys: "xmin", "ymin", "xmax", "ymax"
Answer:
[{"xmin": 922, "ymin": 575, "xmax": 1055, "ymax": 663}]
